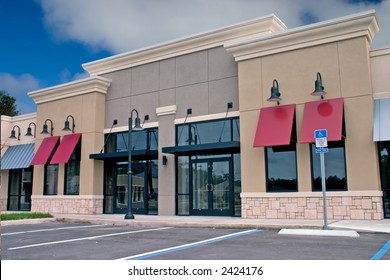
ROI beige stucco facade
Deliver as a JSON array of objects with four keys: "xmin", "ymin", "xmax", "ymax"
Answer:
[
  {"xmin": 1, "ymin": 113, "xmax": 36, "ymax": 210},
  {"xmin": 27, "ymin": 76, "xmax": 111, "ymax": 214},
  {"xmin": 1, "ymin": 11, "xmax": 389, "ymax": 220},
  {"xmin": 226, "ymin": 11, "xmax": 385, "ymax": 219}
]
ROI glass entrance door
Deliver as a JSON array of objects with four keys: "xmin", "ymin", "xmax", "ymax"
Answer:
[
  {"xmin": 114, "ymin": 163, "xmax": 148, "ymax": 214},
  {"xmin": 190, "ymin": 158, "xmax": 233, "ymax": 216},
  {"xmin": 379, "ymin": 141, "xmax": 390, "ymax": 218}
]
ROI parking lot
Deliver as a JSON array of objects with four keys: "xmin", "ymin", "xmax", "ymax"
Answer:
[{"xmin": 1, "ymin": 222, "xmax": 389, "ymax": 260}]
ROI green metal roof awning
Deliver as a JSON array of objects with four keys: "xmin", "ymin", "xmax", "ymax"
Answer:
[
  {"xmin": 1, "ymin": 143, "xmax": 34, "ymax": 170},
  {"xmin": 162, "ymin": 141, "xmax": 240, "ymax": 156}
]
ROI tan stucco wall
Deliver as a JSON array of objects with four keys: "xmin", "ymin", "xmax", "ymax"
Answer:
[
  {"xmin": 0, "ymin": 113, "xmax": 36, "ymax": 211},
  {"xmin": 238, "ymin": 37, "xmax": 380, "ymax": 195},
  {"xmin": 30, "ymin": 86, "xmax": 107, "ymax": 213},
  {"xmin": 370, "ymin": 48, "xmax": 390, "ymax": 96}
]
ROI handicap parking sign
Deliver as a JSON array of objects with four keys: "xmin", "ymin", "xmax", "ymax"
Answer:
[{"xmin": 314, "ymin": 129, "xmax": 327, "ymax": 148}]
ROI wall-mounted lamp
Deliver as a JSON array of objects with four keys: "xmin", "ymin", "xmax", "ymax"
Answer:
[
  {"xmin": 41, "ymin": 119, "xmax": 54, "ymax": 136},
  {"xmin": 268, "ymin": 79, "xmax": 281, "ymax": 105},
  {"xmin": 142, "ymin": 115, "xmax": 149, "ymax": 127},
  {"xmin": 25, "ymin": 122, "xmax": 37, "ymax": 137},
  {"xmin": 162, "ymin": 155, "xmax": 168, "ymax": 165},
  {"xmin": 311, "ymin": 72, "xmax": 327, "ymax": 99},
  {"xmin": 62, "ymin": 115, "xmax": 75, "ymax": 133},
  {"xmin": 218, "ymin": 102, "xmax": 233, "ymax": 142},
  {"xmin": 9, "ymin": 125, "xmax": 21, "ymax": 140}
]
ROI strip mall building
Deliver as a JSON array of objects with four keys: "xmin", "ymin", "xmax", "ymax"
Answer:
[{"xmin": 1, "ymin": 11, "xmax": 389, "ymax": 220}]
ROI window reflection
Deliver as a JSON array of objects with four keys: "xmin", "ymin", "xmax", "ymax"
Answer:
[
  {"xmin": 311, "ymin": 141, "xmax": 347, "ymax": 191},
  {"xmin": 44, "ymin": 164, "xmax": 58, "ymax": 195},
  {"xmin": 266, "ymin": 144, "xmax": 298, "ymax": 192},
  {"xmin": 379, "ymin": 141, "xmax": 390, "ymax": 218},
  {"xmin": 64, "ymin": 141, "xmax": 81, "ymax": 195},
  {"xmin": 177, "ymin": 117, "xmax": 239, "ymax": 146},
  {"xmin": 105, "ymin": 128, "xmax": 158, "ymax": 153}
]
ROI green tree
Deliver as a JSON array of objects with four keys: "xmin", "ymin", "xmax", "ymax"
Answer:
[{"xmin": 0, "ymin": 91, "xmax": 19, "ymax": 116}]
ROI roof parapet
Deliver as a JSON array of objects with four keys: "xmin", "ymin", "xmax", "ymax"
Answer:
[
  {"xmin": 82, "ymin": 14, "xmax": 286, "ymax": 76},
  {"xmin": 225, "ymin": 10, "xmax": 379, "ymax": 61}
]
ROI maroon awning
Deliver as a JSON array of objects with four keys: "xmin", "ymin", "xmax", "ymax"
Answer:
[
  {"xmin": 50, "ymin": 133, "xmax": 81, "ymax": 164},
  {"xmin": 253, "ymin": 104, "xmax": 295, "ymax": 147},
  {"xmin": 300, "ymin": 98, "xmax": 344, "ymax": 143},
  {"xmin": 30, "ymin": 136, "xmax": 60, "ymax": 165}
]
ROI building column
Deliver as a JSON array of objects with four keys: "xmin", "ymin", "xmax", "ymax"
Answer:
[{"xmin": 157, "ymin": 105, "xmax": 177, "ymax": 215}]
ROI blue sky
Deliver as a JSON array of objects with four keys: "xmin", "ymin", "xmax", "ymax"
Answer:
[{"xmin": 1, "ymin": 0, "xmax": 389, "ymax": 115}]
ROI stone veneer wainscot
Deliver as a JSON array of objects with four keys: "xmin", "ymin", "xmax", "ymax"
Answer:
[{"xmin": 242, "ymin": 191, "xmax": 384, "ymax": 220}]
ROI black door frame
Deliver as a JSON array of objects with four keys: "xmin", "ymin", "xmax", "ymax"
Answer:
[
  {"xmin": 7, "ymin": 167, "xmax": 33, "ymax": 211},
  {"xmin": 379, "ymin": 141, "xmax": 390, "ymax": 219},
  {"xmin": 113, "ymin": 162, "xmax": 148, "ymax": 214},
  {"xmin": 189, "ymin": 157, "xmax": 233, "ymax": 216}
]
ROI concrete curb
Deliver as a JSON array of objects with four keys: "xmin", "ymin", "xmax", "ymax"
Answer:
[
  {"xmin": 1, "ymin": 218, "xmax": 56, "ymax": 226},
  {"xmin": 53, "ymin": 217, "xmax": 325, "ymax": 230}
]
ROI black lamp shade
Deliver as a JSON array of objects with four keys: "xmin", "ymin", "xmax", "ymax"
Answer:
[
  {"xmin": 25, "ymin": 127, "xmax": 33, "ymax": 136},
  {"xmin": 63, "ymin": 120, "xmax": 71, "ymax": 131},
  {"xmin": 268, "ymin": 80, "xmax": 281, "ymax": 103},
  {"xmin": 311, "ymin": 72, "xmax": 327, "ymax": 97},
  {"xmin": 41, "ymin": 124, "xmax": 49, "ymax": 134},
  {"xmin": 133, "ymin": 117, "xmax": 143, "ymax": 131},
  {"xmin": 9, "ymin": 130, "xmax": 17, "ymax": 139}
]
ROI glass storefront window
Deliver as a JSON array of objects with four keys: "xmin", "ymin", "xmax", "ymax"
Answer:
[
  {"xmin": 177, "ymin": 156, "xmax": 190, "ymax": 215},
  {"xmin": 64, "ymin": 141, "xmax": 81, "ymax": 195},
  {"xmin": 233, "ymin": 153, "xmax": 241, "ymax": 216},
  {"xmin": 311, "ymin": 140, "xmax": 347, "ymax": 191},
  {"xmin": 44, "ymin": 164, "xmax": 58, "ymax": 195},
  {"xmin": 105, "ymin": 128, "xmax": 159, "ymax": 153},
  {"xmin": 379, "ymin": 141, "xmax": 390, "ymax": 218},
  {"xmin": 177, "ymin": 117, "xmax": 239, "ymax": 146},
  {"xmin": 265, "ymin": 144, "xmax": 298, "ymax": 192}
]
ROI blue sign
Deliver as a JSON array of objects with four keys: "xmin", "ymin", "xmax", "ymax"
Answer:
[
  {"xmin": 315, "ymin": 129, "xmax": 327, "ymax": 139},
  {"xmin": 315, "ymin": 148, "xmax": 329, "ymax": 153}
]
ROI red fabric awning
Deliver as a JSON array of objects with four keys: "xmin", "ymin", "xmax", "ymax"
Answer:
[
  {"xmin": 50, "ymin": 133, "xmax": 81, "ymax": 164},
  {"xmin": 300, "ymin": 97, "xmax": 344, "ymax": 143},
  {"xmin": 30, "ymin": 136, "xmax": 60, "ymax": 165},
  {"xmin": 253, "ymin": 104, "xmax": 295, "ymax": 147}
]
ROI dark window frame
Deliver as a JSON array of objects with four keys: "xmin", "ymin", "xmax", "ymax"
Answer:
[
  {"xmin": 310, "ymin": 139, "xmax": 348, "ymax": 192},
  {"xmin": 64, "ymin": 140, "xmax": 81, "ymax": 195},
  {"xmin": 265, "ymin": 142, "xmax": 298, "ymax": 193},
  {"xmin": 44, "ymin": 164, "xmax": 58, "ymax": 195},
  {"xmin": 176, "ymin": 117, "xmax": 240, "ymax": 146}
]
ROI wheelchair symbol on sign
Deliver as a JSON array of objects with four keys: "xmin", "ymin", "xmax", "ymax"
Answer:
[{"xmin": 315, "ymin": 129, "xmax": 327, "ymax": 139}]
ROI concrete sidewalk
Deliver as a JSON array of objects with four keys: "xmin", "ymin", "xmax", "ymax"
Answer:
[{"xmin": 3, "ymin": 213, "xmax": 389, "ymax": 233}]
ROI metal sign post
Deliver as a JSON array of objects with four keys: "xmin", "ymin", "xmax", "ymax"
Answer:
[{"xmin": 314, "ymin": 129, "xmax": 328, "ymax": 230}]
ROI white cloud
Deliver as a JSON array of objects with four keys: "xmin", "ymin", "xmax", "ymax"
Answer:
[
  {"xmin": 38, "ymin": 0, "xmax": 389, "ymax": 54},
  {"xmin": 0, "ymin": 73, "xmax": 40, "ymax": 114},
  {"xmin": 59, "ymin": 69, "xmax": 89, "ymax": 84}
]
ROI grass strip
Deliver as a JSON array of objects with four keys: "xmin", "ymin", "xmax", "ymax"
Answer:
[{"xmin": 1, "ymin": 212, "xmax": 53, "ymax": 221}]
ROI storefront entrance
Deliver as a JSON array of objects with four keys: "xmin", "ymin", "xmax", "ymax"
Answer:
[
  {"xmin": 379, "ymin": 141, "xmax": 390, "ymax": 218},
  {"xmin": 107, "ymin": 160, "xmax": 158, "ymax": 215},
  {"xmin": 190, "ymin": 157, "xmax": 233, "ymax": 216},
  {"xmin": 7, "ymin": 167, "xmax": 33, "ymax": 211}
]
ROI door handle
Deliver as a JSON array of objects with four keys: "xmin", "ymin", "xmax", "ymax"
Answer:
[{"xmin": 209, "ymin": 184, "xmax": 214, "ymax": 191}]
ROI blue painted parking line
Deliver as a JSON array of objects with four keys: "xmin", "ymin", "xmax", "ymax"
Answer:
[
  {"xmin": 121, "ymin": 229, "xmax": 262, "ymax": 260},
  {"xmin": 370, "ymin": 240, "xmax": 390, "ymax": 260}
]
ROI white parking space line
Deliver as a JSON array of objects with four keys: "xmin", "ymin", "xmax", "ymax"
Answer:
[
  {"xmin": 8, "ymin": 227, "xmax": 172, "ymax": 251},
  {"xmin": 120, "ymin": 229, "xmax": 262, "ymax": 260},
  {"xmin": 2, "ymin": 224, "xmax": 105, "ymax": 236}
]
